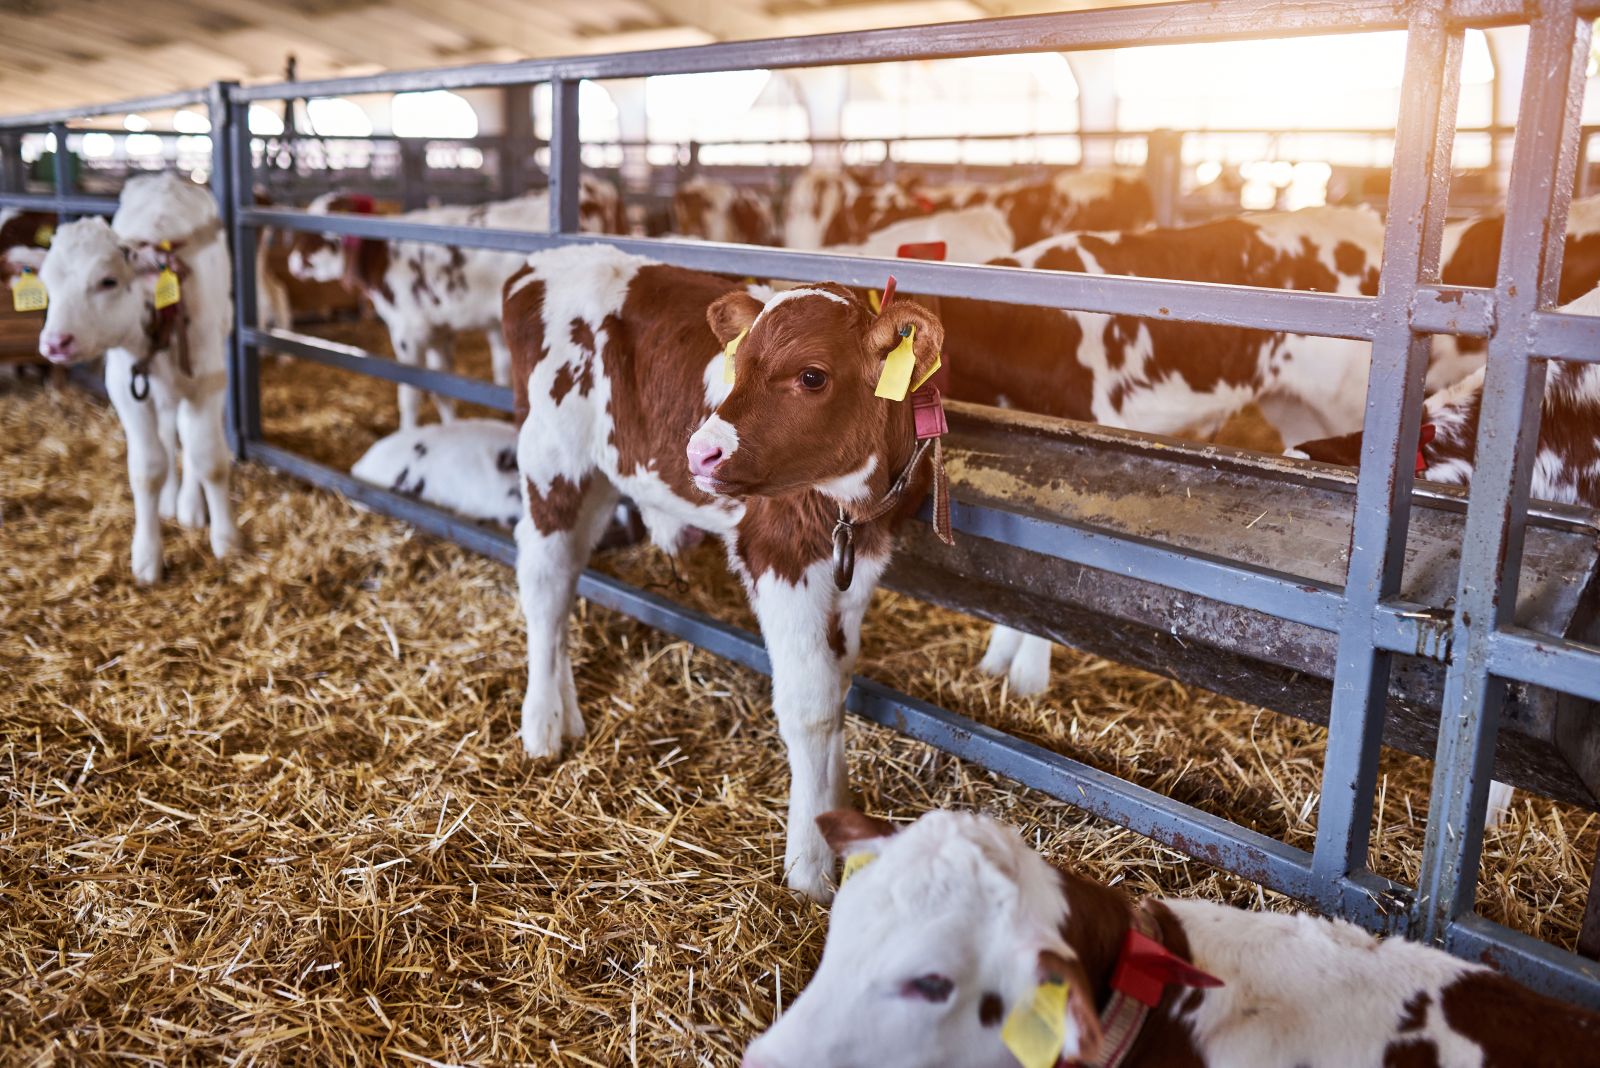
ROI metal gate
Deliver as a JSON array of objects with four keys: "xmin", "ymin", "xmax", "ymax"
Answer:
[{"xmin": 4, "ymin": 0, "xmax": 1600, "ymax": 1010}]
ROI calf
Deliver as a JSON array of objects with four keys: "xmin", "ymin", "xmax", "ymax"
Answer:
[
  {"xmin": 828, "ymin": 205, "xmax": 1015, "ymax": 266},
  {"xmin": 0, "ymin": 207, "xmax": 58, "ymax": 254},
  {"xmin": 505, "ymin": 244, "xmax": 946, "ymax": 899},
  {"xmin": 351, "ymin": 418, "xmax": 522, "ymax": 527},
  {"xmin": 672, "ymin": 176, "xmax": 777, "ymax": 246},
  {"xmin": 287, "ymin": 181, "xmax": 619, "ymax": 429},
  {"xmin": 746, "ymin": 808, "xmax": 1600, "ymax": 1068},
  {"xmin": 1, "ymin": 172, "xmax": 236, "ymax": 584}
]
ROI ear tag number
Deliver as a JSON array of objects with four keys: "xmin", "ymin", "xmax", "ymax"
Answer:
[
  {"xmin": 840, "ymin": 850, "xmax": 875, "ymax": 885},
  {"xmin": 1001, "ymin": 980, "xmax": 1068, "ymax": 1068},
  {"xmin": 722, "ymin": 326, "xmax": 747, "ymax": 385},
  {"xmin": 153, "ymin": 243, "xmax": 181, "ymax": 310},
  {"xmin": 34, "ymin": 224, "xmax": 54, "ymax": 247},
  {"xmin": 874, "ymin": 323, "xmax": 917, "ymax": 401},
  {"xmin": 13, "ymin": 269, "xmax": 47, "ymax": 312}
]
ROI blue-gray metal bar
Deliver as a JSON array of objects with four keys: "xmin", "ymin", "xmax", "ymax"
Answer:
[
  {"xmin": 1530, "ymin": 307, "xmax": 1600, "ymax": 362},
  {"xmin": 227, "ymin": 95, "xmax": 261, "ymax": 457},
  {"xmin": 0, "ymin": 88, "xmax": 209, "ymax": 130},
  {"xmin": 208, "ymin": 83, "xmax": 240, "ymax": 458},
  {"xmin": 244, "ymin": 327, "xmax": 516, "ymax": 413},
  {"xmin": 48, "ymin": 123, "xmax": 73, "ymax": 223},
  {"xmin": 1486, "ymin": 630, "xmax": 1600, "ymax": 704},
  {"xmin": 241, "ymin": 207, "xmax": 1380, "ymax": 339},
  {"xmin": 1448, "ymin": 914, "xmax": 1600, "ymax": 1009},
  {"xmin": 549, "ymin": 79, "xmax": 580, "ymax": 234},
  {"xmin": 0, "ymin": 192, "xmax": 119, "ymax": 215},
  {"xmin": 228, "ymin": 0, "xmax": 1577, "ymax": 104},
  {"xmin": 1415, "ymin": 1, "xmax": 1592, "ymax": 946},
  {"xmin": 1313, "ymin": 6, "xmax": 1461, "ymax": 892}
]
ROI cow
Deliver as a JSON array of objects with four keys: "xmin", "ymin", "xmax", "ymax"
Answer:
[
  {"xmin": 672, "ymin": 176, "xmax": 777, "ymax": 246},
  {"xmin": 743, "ymin": 807, "xmax": 1600, "ymax": 1068},
  {"xmin": 1, "ymin": 172, "xmax": 236, "ymax": 585},
  {"xmin": 505, "ymin": 243, "xmax": 947, "ymax": 900},
  {"xmin": 781, "ymin": 167, "xmax": 1153, "ymax": 251},
  {"xmin": 351, "ymin": 418, "xmax": 523, "ymax": 527},
  {"xmin": 826, "ymin": 205, "xmax": 1015, "ymax": 266},
  {"xmin": 286, "ymin": 179, "xmax": 621, "ymax": 430}
]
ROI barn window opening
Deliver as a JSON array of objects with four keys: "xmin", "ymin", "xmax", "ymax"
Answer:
[
  {"xmin": 171, "ymin": 109, "xmax": 211, "ymax": 134},
  {"xmin": 248, "ymin": 106, "xmax": 286, "ymax": 136},
  {"xmin": 306, "ymin": 97, "xmax": 373, "ymax": 138},
  {"xmin": 392, "ymin": 90, "xmax": 480, "ymax": 139}
]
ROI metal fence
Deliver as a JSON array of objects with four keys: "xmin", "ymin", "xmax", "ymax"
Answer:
[{"xmin": 4, "ymin": 0, "xmax": 1600, "ymax": 1010}]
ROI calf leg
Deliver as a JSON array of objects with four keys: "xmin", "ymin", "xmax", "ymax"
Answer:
[
  {"xmin": 979, "ymin": 626, "xmax": 1055, "ymax": 697},
  {"xmin": 178, "ymin": 389, "xmax": 239, "ymax": 559},
  {"xmin": 516, "ymin": 472, "xmax": 619, "ymax": 759},
  {"xmin": 425, "ymin": 337, "xmax": 457, "ymax": 423},
  {"xmin": 393, "ymin": 334, "xmax": 425, "ymax": 431},
  {"xmin": 156, "ymin": 402, "xmax": 182, "ymax": 521},
  {"xmin": 107, "ymin": 362, "xmax": 167, "ymax": 585},
  {"xmin": 752, "ymin": 556, "xmax": 883, "ymax": 901},
  {"xmin": 486, "ymin": 328, "xmax": 513, "ymax": 388}
]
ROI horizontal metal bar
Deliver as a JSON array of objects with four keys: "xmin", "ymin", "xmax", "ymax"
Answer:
[
  {"xmin": 244, "ymin": 209, "xmax": 1380, "ymax": 338},
  {"xmin": 0, "ymin": 88, "xmax": 209, "ymax": 130},
  {"xmin": 1486, "ymin": 629, "xmax": 1600, "ymax": 702},
  {"xmin": 1372, "ymin": 600, "xmax": 1456, "ymax": 661},
  {"xmin": 1447, "ymin": 913, "xmax": 1600, "ymax": 1011},
  {"xmin": 0, "ymin": 192, "xmax": 120, "ymax": 215},
  {"xmin": 945, "ymin": 498, "xmax": 1342, "ymax": 630},
  {"xmin": 231, "ymin": 1, "xmax": 1548, "ymax": 103},
  {"xmin": 1412, "ymin": 286, "xmax": 1496, "ymax": 338},
  {"xmin": 246, "ymin": 327, "xmax": 515, "ymax": 413},
  {"xmin": 1530, "ymin": 307, "xmax": 1600, "ymax": 363}
]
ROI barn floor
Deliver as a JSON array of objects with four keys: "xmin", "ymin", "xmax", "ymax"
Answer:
[{"xmin": 2, "ymin": 341, "xmax": 1595, "ymax": 1065}]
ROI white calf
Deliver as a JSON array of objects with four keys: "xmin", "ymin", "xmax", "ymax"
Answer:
[{"xmin": 350, "ymin": 418, "xmax": 521, "ymax": 527}]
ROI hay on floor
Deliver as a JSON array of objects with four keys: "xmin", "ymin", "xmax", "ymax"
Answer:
[{"xmin": 2, "ymin": 358, "xmax": 1593, "ymax": 1065}]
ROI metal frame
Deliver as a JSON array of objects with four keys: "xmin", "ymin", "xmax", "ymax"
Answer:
[{"xmin": 3, "ymin": 0, "xmax": 1600, "ymax": 1010}]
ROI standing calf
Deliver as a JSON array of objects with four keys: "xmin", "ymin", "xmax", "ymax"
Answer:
[
  {"xmin": 505, "ymin": 244, "xmax": 944, "ymax": 899},
  {"xmin": 2, "ymin": 172, "xmax": 236, "ymax": 584},
  {"xmin": 746, "ymin": 808, "xmax": 1600, "ymax": 1068}
]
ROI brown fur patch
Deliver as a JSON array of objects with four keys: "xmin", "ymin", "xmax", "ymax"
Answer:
[{"xmin": 1438, "ymin": 967, "xmax": 1600, "ymax": 1066}]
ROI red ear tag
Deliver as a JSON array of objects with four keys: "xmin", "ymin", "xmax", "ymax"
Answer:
[
  {"xmin": 346, "ymin": 194, "xmax": 375, "ymax": 214},
  {"xmin": 1111, "ymin": 929, "xmax": 1225, "ymax": 1008},
  {"xmin": 896, "ymin": 240, "xmax": 947, "ymax": 261},
  {"xmin": 1415, "ymin": 422, "xmax": 1437, "ymax": 476},
  {"xmin": 912, "ymin": 385, "xmax": 946, "ymax": 440},
  {"xmin": 879, "ymin": 274, "xmax": 897, "ymax": 311},
  {"xmin": 914, "ymin": 194, "xmax": 936, "ymax": 214}
]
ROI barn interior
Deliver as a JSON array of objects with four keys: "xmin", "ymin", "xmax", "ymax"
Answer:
[{"xmin": 3, "ymin": 1, "xmax": 1600, "ymax": 1062}]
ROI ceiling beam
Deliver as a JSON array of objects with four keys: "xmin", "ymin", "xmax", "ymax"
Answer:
[{"xmin": 633, "ymin": 0, "xmax": 773, "ymax": 41}]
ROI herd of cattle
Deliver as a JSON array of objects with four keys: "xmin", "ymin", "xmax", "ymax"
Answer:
[{"xmin": 4, "ymin": 162, "xmax": 1600, "ymax": 1062}]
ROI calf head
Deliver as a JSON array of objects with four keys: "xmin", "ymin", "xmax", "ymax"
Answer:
[
  {"xmin": 744, "ymin": 810, "xmax": 1101, "ymax": 1068},
  {"xmin": 687, "ymin": 285, "xmax": 942, "ymax": 499},
  {"xmin": 3, "ymin": 218, "xmax": 169, "ymax": 365},
  {"xmin": 285, "ymin": 193, "xmax": 384, "ymax": 292}
]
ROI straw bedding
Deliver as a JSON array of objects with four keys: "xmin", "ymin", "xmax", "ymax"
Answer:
[{"xmin": 2, "ymin": 334, "xmax": 1593, "ymax": 1065}]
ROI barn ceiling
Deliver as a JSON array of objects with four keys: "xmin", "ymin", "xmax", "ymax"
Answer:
[{"xmin": 0, "ymin": 0, "xmax": 1147, "ymax": 117}]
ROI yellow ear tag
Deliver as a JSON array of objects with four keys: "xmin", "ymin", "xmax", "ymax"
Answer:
[
  {"xmin": 722, "ymin": 326, "xmax": 746, "ymax": 385},
  {"xmin": 1000, "ymin": 980, "xmax": 1068, "ymax": 1068},
  {"xmin": 13, "ymin": 269, "xmax": 47, "ymax": 312},
  {"xmin": 34, "ymin": 224, "xmax": 53, "ymax": 247},
  {"xmin": 867, "ymin": 288, "xmax": 882, "ymax": 314},
  {"xmin": 154, "ymin": 266, "xmax": 180, "ymax": 310},
  {"xmin": 911, "ymin": 352, "xmax": 941, "ymax": 392},
  {"xmin": 874, "ymin": 323, "xmax": 916, "ymax": 402},
  {"xmin": 840, "ymin": 850, "xmax": 875, "ymax": 885}
]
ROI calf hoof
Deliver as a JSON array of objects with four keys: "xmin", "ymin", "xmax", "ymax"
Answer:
[
  {"xmin": 520, "ymin": 706, "xmax": 566, "ymax": 761},
  {"xmin": 131, "ymin": 545, "xmax": 164, "ymax": 586},
  {"xmin": 1007, "ymin": 640, "xmax": 1052, "ymax": 698},
  {"xmin": 785, "ymin": 838, "xmax": 837, "ymax": 903},
  {"xmin": 1485, "ymin": 780, "xmax": 1515, "ymax": 828},
  {"xmin": 177, "ymin": 489, "xmax": 207, "ymax": 529},
  {"xmin": 211, "ymin": 526, "xmax": 241, "ymax": 560}
]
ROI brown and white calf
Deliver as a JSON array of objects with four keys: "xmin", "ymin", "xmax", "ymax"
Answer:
[
  {"xmin": 1, "ymin": 172, "xmax": 236, "ymax": 584},
  {"xmin": 745, "ymin": 808, "xmax": 1600, "ymax": 1068},
  {"xmin": 505, "ymin": 244, "xmax": 943, "ymax": 899},
  {"xmin": 672, "ymin": 176, "xmax": 777, "ymax": 246},
  {"xmin": 287, "ymin": 181, "xmax": 621, "ymax": 429}
]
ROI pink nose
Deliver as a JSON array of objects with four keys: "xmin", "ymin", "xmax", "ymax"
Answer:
[
  {"xmin": 40, "ymin": 332, "xmax": 75, "ymax": 362},
  {"xmin": 687, "ymin": 438, "xmax": 725, "ymax": 478}
]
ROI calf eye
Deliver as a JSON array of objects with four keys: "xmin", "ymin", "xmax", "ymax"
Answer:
[
  {"xmin": 98, "ymin": 277, "xmax": 117, "ymax": 290},
  {"xmin": 799, "ymin": 368, "xmax": 828, "ymax": 391},
  {"xmin": 903, "ymin": 974, "xmax": 954, "ymax": 1003}
]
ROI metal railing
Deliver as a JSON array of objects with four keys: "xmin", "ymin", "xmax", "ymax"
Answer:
[{"xmin": 3, "ymin": 0, "xmax": 1599, "ymax": 1010}]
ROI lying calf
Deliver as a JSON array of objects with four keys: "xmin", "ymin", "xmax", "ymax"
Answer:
[
  {"xmin": 746, "ymin": 808, "xmax": 1600, "ymax": 1068},
  {"xmin": 351, "ymin": 418, "xmax": 522, "ymax": 527},
  {"xmin": 505, "ymin": 244, "xmax": 946, "ymax": 899}
]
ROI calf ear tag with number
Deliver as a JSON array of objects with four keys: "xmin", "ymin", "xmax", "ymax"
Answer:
[
  {"xmin": 874, "ymin": 323, "xmax": 917, "ymax": 401},
  {"xmin": 722, "ymin": 326, "xmax": 747, "ymax": 385},
  {"xmin": 13, "ymin": 269, "xmax": 47, "ymax": 312},
  {"xmin": 1000, "ymin": 980, "xmax": 1068, "ymax": 1068},
  {"xmin": 153, "ymin": 242, "xmax": 181, "ymax": 311}
]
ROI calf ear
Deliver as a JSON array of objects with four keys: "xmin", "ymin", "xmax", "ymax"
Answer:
[
  {"xmin": 866, "ymin": 299, "xmax": 944, "ymax": 395},
  {"xmin": 124, "ymin": 243, "xmax": 167, "ymax": 276},
  {"xmin": 1036, "ymin": 948, "xmax": 1103, "ymax": 1065},
  {"xmin": 1, "ymin": 244, "xmax": 47, "ymax": 286},
  {"xmin": 706, "ymin": 291, "xmax": 763, "ymax": 346},
  {"xmin": 816, "ymin": 809, "xmax": 896, "ymax": 854}
]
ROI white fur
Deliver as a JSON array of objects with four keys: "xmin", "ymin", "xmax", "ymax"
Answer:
[
  {"xmin": 753, "ymin": 285, "xmax": 850, "ymax": 327},
  {"xmin": 351, "ymin": 418, "xmax": 521, "ymax": 526},
  {"xmin": 828, "ymin": 206, "xmax": 1015, "ymax": 266},
  {"xmin": 816, "ymin": 455, "xmax": 878, "ymax": 504},
  {"xmin": 687, "ymin": 414, "xmax": 740, "ymax": 494},
  {"xmin": 16, "ymin": 173, "xmax": 236, "ymax": 585},
  {"xmin": 749, "ymin": 809, "xmax": 1494, "ymax": 1068}
]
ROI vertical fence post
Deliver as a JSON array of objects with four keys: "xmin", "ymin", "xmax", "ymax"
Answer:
[
  {"xmin": 208, "ymin": 82, "xmax": 242, "ymax": 458},
  {"xmin": 226, "ymin": 88, "xmax": 262, "ymax": 459},
  {"xmin": 1144, "ymin": 129, "xmax": 1183, "ymax": 227},
  {"xmin": 0, "ymin": 131, "xmax": 22, "ymax": 195},
  {"xmin": 1415, "ymin": 0, "xmax": 1590, "ymax": 947},
  {"xmin": 549, "ymin": 78, "xmax": 580, "ymax": 234},
  {"xmin": 49, "ymin": 121, "xmax": 73, "ymax": 222},
  {"xmin": 1310, "ymin": 4, "xmax": 1462, "ymax": 924},
  {"xmin": 502, "ymin": 85, "xmax": 533, "ymax": 198}
]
